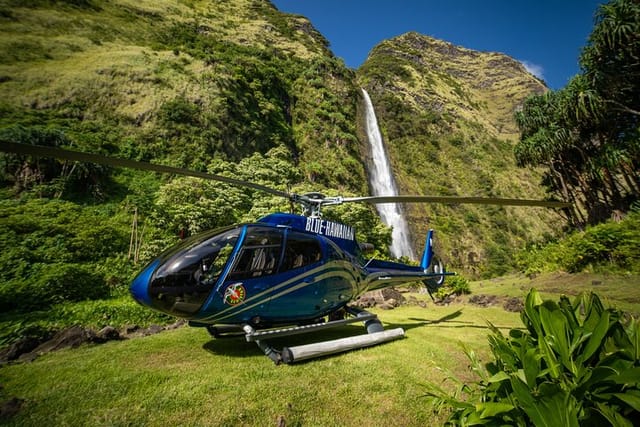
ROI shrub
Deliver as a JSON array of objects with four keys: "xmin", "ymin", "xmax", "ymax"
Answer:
[
  {"xmin": 425, "ymin": 289, "xmax": 640, "ymax": 425},
  {"xmin": 0, "ymin": 263, "xmax": 108, "ymax": 312},
  {"xmin": 433, "ymin": 275, "xmax": 470, "ymax": 300},
  {"xmin": 516, "ymin": 210, "xmax": 640, "ymax": 274}
]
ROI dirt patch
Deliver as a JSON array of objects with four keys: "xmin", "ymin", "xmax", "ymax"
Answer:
[
  {"xmin": 468, "ymin": 294, "xmax": 524, "ymax": 313},
  {"xmin": 468, "ymin": 294, "xmax": 499, "ymax": 307},
  {"xmin": 0, "ymin": 397, "xmax": 24, "ymax": 420},
  {"xmin": 503, "ymin": 297, "xmax": 524, "ymax": 313}
]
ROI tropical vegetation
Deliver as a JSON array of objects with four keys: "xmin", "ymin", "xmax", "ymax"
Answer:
[
  {"xmin": 0, "ymin": 0, "xmax": 390, "ymax": 344},
  {"xmin": 426, "ymin": 289, "xmax": 640, "ymax": 426},
  {"xmin": 514, "ymin": 0, "xmax": 640, "ymax": 228},
  {"xmin": 356, "ymin": 32, "xmax": 558, "ymax": 277}
]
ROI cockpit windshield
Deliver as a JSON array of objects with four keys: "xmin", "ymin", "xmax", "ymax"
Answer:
[{"xmin": 148, "ymin": 227, "xmax": 240, "ymax": 317}]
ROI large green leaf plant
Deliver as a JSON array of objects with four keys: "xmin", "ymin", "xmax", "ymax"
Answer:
[{"xmin": 426, "ymin": 289, "xmax": 640, "ymax": 426}]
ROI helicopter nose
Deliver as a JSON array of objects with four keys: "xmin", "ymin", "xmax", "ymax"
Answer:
[{"xmin": 129, "ymin": 259, "xmax": 160, "ymax": 308}]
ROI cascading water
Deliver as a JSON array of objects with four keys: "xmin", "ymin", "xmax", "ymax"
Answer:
[{"xmin": 361, "ymin": 88, "xmax": 415, "ymax": 260}]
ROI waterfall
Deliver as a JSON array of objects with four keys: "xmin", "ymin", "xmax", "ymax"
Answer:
[{"xmin": 361, "ymin": 89, "xmax": 415, "ymax": 260}]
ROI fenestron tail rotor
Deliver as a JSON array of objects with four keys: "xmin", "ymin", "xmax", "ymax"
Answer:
[{"xmin": 0, "ymin": 142, "xmax": 572, "ymax": 214}]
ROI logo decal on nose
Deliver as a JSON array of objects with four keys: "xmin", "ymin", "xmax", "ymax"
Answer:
[{"xmin": 223, "ymin": 283, "xmax": 246, "ymax": 306}]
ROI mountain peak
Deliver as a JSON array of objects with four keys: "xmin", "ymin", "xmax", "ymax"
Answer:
[{"xmin": 361, "ymin": 31, "xmax": 546, "ymax": 139}]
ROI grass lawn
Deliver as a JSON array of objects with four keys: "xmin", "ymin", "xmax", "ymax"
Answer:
[
  {"xmin": 1, "ymin": 272, "xmax": 638, "ymax": 426},
  {"xmin": 0, "ymin": 301, "xmax": 521, "ymax": 426}
]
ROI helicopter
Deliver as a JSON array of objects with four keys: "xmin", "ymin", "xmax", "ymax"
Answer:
[{"xmin": 0, "ymin": 141, "xmax": 570, "ymax": 364}]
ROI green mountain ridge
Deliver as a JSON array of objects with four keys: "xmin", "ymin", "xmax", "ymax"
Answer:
[
  {"xmin": 0, "ymin": 0, "xmax": 562, "ymax": 280},
  {"xmin": 357, "ymin": 32, "xmax": 559, "ymax": 274}
]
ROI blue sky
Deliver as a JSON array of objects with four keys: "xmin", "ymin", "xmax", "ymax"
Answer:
[{"xmin": 271, "ymin": 0, "xmax": 604, "ymax": 90}]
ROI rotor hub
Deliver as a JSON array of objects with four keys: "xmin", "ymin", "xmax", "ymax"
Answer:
[{"xmin": 293, "ymin": 192, "xmax": 344, "ymax": 217}]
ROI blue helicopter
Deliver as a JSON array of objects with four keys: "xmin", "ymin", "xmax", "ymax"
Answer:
[
  {"xmin": 129, "ymin": 198, "xmax": 448, "ymax": 363},
  {"xmin": 0, "ymin": 142, "xmax": 569, "ymax": 364}
]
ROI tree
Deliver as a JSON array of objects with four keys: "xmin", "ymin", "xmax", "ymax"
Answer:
[{"xmin": 515, "ymin": 0, "xmax": 639, "ymax": 228}]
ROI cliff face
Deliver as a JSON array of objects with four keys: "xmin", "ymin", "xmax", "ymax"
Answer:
[
  {"xmin": 360, "ymin": 32, "xmax": 546, "ymax": 139},
  {"xmin": 357, "ymin": 32, "xmax": 557, "ymax": 275}
]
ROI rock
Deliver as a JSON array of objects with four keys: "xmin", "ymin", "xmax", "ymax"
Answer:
[
  {"xmin": 435, "ymin": 295, "xmax": 457, "ymax": 306},
  {"xmin": 0, "ymin": 397, "xmax": 24, "ymax": 419},
  {"xmin": 380, "ymin": 288, "xmax": 405, "ymax": 304},
  {"xmin": 468, "ymin": 294, "xmax": 498, "ymax": 307},
  {"xmin": 165, "ymin": 319, "xmax": 187, "ymax": 330},
  {"xmin": 0, "ymin": 337, "xmax": 42, "ymax": 363},
  {"xmin": 17, "ymin": 352, "xmax": 39, "ymax": 363},
  {"xmin": 0, "ymin": 320, "xmax": 182, "ymax": 365},
  {"xmin": 503, "ymin": 297, "xmax": 524, "ymax": 313},
  {"xmin": 351, "ymin": 295, "xmax": 375, "ymax": 309},
  {"xmin": 123, "ymin": 324, "xmax": 140, "ymax": 334},
  {"xmin": 96, "ymin": 326, "xmax": 120, "ymax": 342},
  {"xmin": 141, "ymin": 325, "xmax": 164, "ymax": 336},
  {"xmin": 27, "ymin": 326, "xmax": 96, "ymax": 357},
  {"xmin": 352, "ymin": 288, "xmax": 405, "ymax": 309}
]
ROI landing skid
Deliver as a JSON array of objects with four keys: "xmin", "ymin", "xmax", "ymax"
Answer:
[{"xmin": 242, "ymin": 307, "xmax": 405, "ymax": 364}]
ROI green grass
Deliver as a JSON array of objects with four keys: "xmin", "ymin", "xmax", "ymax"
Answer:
[
  {"xmin": 0, "ymin": 301, "xmax": 522, "ymax": 426},
  {"xmin": 467, "ymin": 271, "xmax": 640, "ymax": 314},
  {"xmin": 2, "ymin": 274, "xmax": 639, "ymax": 426}
]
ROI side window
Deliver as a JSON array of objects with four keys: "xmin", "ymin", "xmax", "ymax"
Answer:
[
  {"xmin": 282, "ymin": 232, "xmax": 322, "ymax": 272},
  {"xmin": 229, "ymin": 227, "xmax": 283, "ymax": 280}
]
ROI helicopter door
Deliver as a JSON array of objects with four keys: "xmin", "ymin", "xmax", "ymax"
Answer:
[
  {"xmin": 227, "ymin": 227, "xmax": 283, "ymax": 280},
  {"xmin": 222, "ymin": 226, "xmax": 284, "ymax": 316},
  {"xmin": 266, "ymin": 230, "xmax": 324, "ymax": 320}
]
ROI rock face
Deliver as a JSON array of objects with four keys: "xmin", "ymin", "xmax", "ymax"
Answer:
[
  {"xmin": 360, "ymin": 32, "xmax": 546, "ymax": 139},
  {"xmin": 357, "ymin": 32, "xmax": 556, "ymax": 274}
]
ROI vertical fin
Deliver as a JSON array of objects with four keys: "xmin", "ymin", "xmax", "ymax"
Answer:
[{"xmin": 420, "ymin": 229, "xmax": 434, "ymax": 271}]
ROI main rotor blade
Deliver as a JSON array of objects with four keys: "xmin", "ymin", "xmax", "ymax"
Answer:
[
  {"xmin": 342, "ymin": 195, "xmax": 571, "ymax": 208},
  {"xmin": 0, "ymin": 142, "xmax": 291, "ymax": 199}
]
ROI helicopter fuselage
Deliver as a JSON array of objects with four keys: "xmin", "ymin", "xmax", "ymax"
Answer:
[{"xmin": 130, "ymin": 213, "xmax": 443, "ymax": 328}]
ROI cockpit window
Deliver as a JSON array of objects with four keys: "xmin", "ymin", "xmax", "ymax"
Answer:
[
  {"xmin": 229, "ymin": 227, "xmax": 283, "ymax": 280},
  {"xmin": 148, "ymin": 227, "xmax": 240, "ymax": 316}
]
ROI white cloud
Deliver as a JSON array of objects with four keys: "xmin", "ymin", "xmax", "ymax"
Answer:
[{"xmin": 520, "ymin": 60, "xmax": 545, "ymax": 81}]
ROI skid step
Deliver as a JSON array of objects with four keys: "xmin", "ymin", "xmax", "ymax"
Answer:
[{"xmin": 244, "ymin": 312, "xmax": 377, "ymax": 342}]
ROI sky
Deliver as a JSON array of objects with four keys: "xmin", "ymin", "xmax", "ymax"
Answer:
[{"xmin": 271, "ymin": 0, "xmax": 604, "ymax": 90}]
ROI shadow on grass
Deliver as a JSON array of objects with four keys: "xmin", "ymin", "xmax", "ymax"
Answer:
[
  {"xmin": 385, "ymin": 309, "xmax": 519, "ymax": 332},
  {"xmin": 202, "ymin": 336, "xmax": 263, "ymax": 358},
  {"xmin": 201, "ymin": 325, "xmax": 375, "ymax": 359},
  {"xmin": 201, "ymin": 310, "xmax": 471, "ymax": 361}
]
